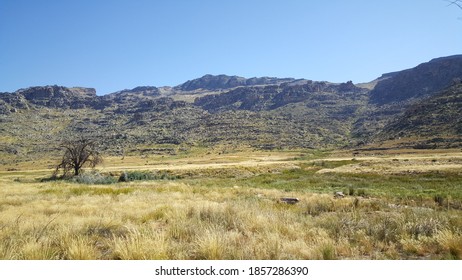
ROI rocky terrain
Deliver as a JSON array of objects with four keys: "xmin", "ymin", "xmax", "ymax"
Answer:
[
  {"xmin": 377, "ymin": 82, "xmax": 462, "ymax": 148},
  {"xmin": 1, "ymin": 55, "xmax": 462, "ymax": 163},
  {"xmin": 370, "ymin": 55, "xmax": 462, "ymax": 105},
  {"xmin": 175, "ymin": 74, "xmax": 296, "ymax": 91}
]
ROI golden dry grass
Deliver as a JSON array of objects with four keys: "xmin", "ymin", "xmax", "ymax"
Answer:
[{"xmin": 1, "ymin": 149, "xmax": 462, "ymax": 260}]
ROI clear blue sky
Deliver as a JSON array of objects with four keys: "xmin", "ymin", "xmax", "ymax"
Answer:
[{"xmin": 1, "ymin": 0, "xmax": 461, "ymax": 95}]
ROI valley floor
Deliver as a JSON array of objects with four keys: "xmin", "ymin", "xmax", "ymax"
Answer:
[{"xmin": 1, "ymin": 149, "xmax": 461, "ymax": 259}]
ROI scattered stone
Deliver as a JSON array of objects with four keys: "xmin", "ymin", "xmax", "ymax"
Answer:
[
  {"xmin": 280, "ymin": 197, "xmax": 300, "ymax": 204},
  {"xmin": 334, "ymin": 191, "xmax": 345, "ymax": 198}
]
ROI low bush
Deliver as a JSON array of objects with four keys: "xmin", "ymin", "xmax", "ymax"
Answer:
[
  {"xmin": 118, "ymin": 170, "xmax": 180, "ymax": 182},
  {"xmin": 71, "ymin": 171, "xmax": 117, "ymax": 185}
]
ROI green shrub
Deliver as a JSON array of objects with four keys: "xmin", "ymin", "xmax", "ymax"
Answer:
[
  {"xmin": 118, "ymin": 170, "xmax": 180, "ymax": 182},
  {"xmin": 348, "ymin": 187, "xmax": 355, "ymax": 196},
  {"xmin": 434, "ymin": 195, "xmax": 446, "ymax": 207},
  {"xmin": 320, "ymin": 243, "xmax": 337, "ymax": 260},
  {"xmin": 71, "ymin": 171, "xmax": 117, "ymax": 185},
  {"xmin": 119, "ymin": 171, "xmax": 154, "ymax": 182},
  {"xmin": 357, "ymin": 189, "xmax": 367, "ymax": 197}
]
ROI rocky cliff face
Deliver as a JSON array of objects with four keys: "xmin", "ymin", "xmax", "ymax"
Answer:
[
  {"xmin": 175, "ymin": 74, "xmax": 295, "ymax": 91},
  {"xmin": 0, "ymin": 85, "xmax": 186, "ymax": 113},
  {"xmin": 370, "ymin": 55, "xmax": 462, "ymax": 105},
  {"xmin": 105, "ymin": 86, "xmax": 160, "ymax": 98},
  {"xmin": 18, "ymin": 86, "xmax": 98, "ymax": 108},
  {"xmin": 0, "ymin": 86, "xmax": 99, "ymax": 111},
  {"xmin": 376, "ymin": 81, "xmax": 462, "ymax": 148},
  {"xmin": 194, "ymin": 80, "xmax": 366, "ymax": 112}
]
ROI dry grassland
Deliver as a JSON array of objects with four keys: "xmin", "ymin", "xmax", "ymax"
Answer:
[{"xmin": 1, "ymin": 149, "xmax": 461, "ymax": 260}]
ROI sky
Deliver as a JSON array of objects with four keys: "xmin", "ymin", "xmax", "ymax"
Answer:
[{"xmin": 0, "ymin": 0, "xmax": 461, "ymax": 95}]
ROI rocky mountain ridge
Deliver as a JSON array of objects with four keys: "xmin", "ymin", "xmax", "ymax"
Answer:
[
  {"xmin": 1, "ymin": 55, "xmax": 461, "ymax": 162},
  {"xmin": 377, "ymin": 82, "xmax": 462, "ymax": 148},
  {"xmin": 194, "ymin": 80, "xmax": 364, "ymax": 112},
  {"xmin": 175, "ymin": 74, "xmax": 296, "ymax": 91},
  {"xmin": 370, "ymin": 55, "xmax": 462, "ymax": 105}
]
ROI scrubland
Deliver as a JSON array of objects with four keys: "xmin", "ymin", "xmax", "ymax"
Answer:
[{"xmin": 1, "ymin": 149, "xmax": 461, "ymax": 260}]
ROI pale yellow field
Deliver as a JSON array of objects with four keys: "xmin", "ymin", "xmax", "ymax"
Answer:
[
  {"xmin": 1, "ymin": 149, "xmax": 461, "ymax": 260},
  {"xmin": 318, "ymin": 151, "xmax": 462, "ymax": 175}
]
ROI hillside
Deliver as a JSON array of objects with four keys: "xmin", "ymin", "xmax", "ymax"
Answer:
[
  {"xmin": 0, "ymin": 80, "xmax": 367, "ymax": 163},
  {"xmin": 193, "ymin": 80, "xmax": 364, "ymax": 112},
  {"xmin": 370, "ymin": 55, "xmax": 462, "ymax": 105},
  {"xmin": 353, "ymin": 55, "xmax": 462, "ymax": 143},
  {"xmin": 1, "ymin": 55, "xmax": 462, "ymax": 164},
  {"xmin": 376, "ymin": 82, "xmax": 462, "ymax": 148},
  {"xmin": 175, "ymin": 74, "xmax": 295, "ymax": 91}
]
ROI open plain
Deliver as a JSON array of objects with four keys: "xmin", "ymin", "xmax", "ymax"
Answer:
[{"xmin": 1, "ymin": 148, "xmax": 461, "ymax": 260}]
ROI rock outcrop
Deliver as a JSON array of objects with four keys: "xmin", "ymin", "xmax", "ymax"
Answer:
[
  {"xmin": 370, "ymin": 55, "xmax": 462, "ymax": 105},
  {"xmin": 175, "ymin": 74, "xmax": 295, "ymax": 91}
]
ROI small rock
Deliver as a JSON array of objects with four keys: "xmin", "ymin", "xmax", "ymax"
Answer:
[
  {"xmin": 334, "ymin": 191, "xmax": 345, "ymax": 198},
  {"xmin": 280, "ymin": 197, "xmax": 300, "ymax": 204}
]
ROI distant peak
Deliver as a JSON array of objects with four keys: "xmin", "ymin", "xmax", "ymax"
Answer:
[
  {"xmin": 175, "ymin": 74, "xmax": 295, "ymax": 91},
  {"xmin": 429, "ymin": 54, "xmax": 462, "ymax": 63},
  {"xmin": 16, "ymin": 85, "xmax": 96, "ymax": 97},
  {"xmin": 107, "ymin": 86, "xmax": 160, "ymax": 97}
]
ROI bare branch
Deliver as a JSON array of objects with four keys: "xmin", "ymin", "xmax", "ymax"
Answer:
[
  {"xmin": 446, "ymin": 0, "xmax": 462, "ymax": 9},
  {"xmin": 54, "ymin": 137, "xmax": 103, "ymax": 177}
]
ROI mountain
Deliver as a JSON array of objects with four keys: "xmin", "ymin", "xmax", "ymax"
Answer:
[
  {"xmin": 175, "ymin": 74, "xmax": 295, "ymax": 91},
  {"xmin": 1, "ymin": 55, "xmax": 462, "ymax": 163},
  {"xmin": 352, "ymin": 55, "xmax": 462, "ymax": 143},
  {"xmin": 194, "ymin": 80, "xmax": 364, "ymax": 112},
  {"xmin": 376, "ymin": 81, "xmax": 462, "ymax": 148},
  {"xmin": 105, "ymin": 86, "xmax": 160, "ymax": 99},
  {"xmin": 0, "ymin": 85, "xmax": 98, "ymax": 111},
  {"xmin": 370, "ymin": 55, "xmax": 462, "ymax": 105}
]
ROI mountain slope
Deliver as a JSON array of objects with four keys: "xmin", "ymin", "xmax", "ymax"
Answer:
[
  {"xmin": 1, "ymin": 55, "xmax": 462, "ymax": 164},
  {"xmin": 370, "ymin": 55, "xmax": 462, "ymax": 105},
  {"xmin": 0, "ymin": 80, "xmax": 368, "ymax": 162},
  {"xmin": 0, "ymin": 85, "xmax": 98, "ymax": 111},
  {"xmin": 353, "ymin": 55, "xmax": 462, "ymax": 142},
  {"xmin": 175, "ymin": 74, "xmax": 295, "ymax": 91},
  {"xmin": 376, "ymin": 82, "xmax": 462, "ymax": 148},
  {"xmin": 194, "ymin": 80, "xmax": 364, "ymax": 112}
]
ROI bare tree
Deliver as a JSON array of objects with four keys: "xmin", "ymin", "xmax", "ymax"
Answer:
[
  {"xmin": 54, "ymin": 138, "xmax": 103, "ymax": 177},
  {"xmin": 446, "ymin": 0, "xmax": 462, "ymax": 10}
]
